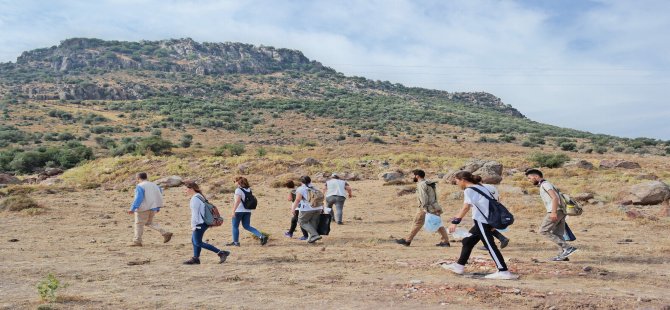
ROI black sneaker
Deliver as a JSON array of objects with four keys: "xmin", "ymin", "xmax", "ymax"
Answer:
[
  {"xmin": 550, "ymin": 256, "xmax": 570, "ymax": 262},
  {"xmin": 337, "ymin": 221, "xmax": 343, "ymax": 225},
  {"xmin": 183, "ymin": 257, "xmax": 200, "ymax": 265},
  {"xmin": 226, "ymin": 242, "xmax": 240, "ymax": 247},
  {"xmin": 260, "ymin": 235, "xmax": 268, "ymax": 246},
  {"xmin": 217, "ymin": 251, "xmax": 230, "ymax": 264},
  {"xmin": 499, "ymin": 238, "xmax": 510, "ymax": 249},
  {"xmin": 395, "ymin": 239, "xmax": 411, "ymax": 246},
  {"xmin": 435, "ymin": 242, "xmax": 451, "ymax": 247}
]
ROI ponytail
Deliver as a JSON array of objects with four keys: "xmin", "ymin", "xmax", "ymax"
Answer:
[{"xmin": 454, "ymin": 171, "xmax": 482, "ymax": 184}]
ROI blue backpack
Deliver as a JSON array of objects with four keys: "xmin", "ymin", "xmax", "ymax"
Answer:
[{"xmin": 467, "ymin": 186, "xmax": 515, "ymax": 229}]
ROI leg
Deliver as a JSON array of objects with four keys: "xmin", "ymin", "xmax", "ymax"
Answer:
[
  {"xmin": 326, "ymin": 196, "xmax": 336, "ymax": 209},
  {"xmin": 197, "ymin": 226, "xmax": 222, "ymax": 254},
  {"xmin": 192, "ymin": 226, "xmax": 205, "ymax": 258},
  {"xmin": 288, "ymin": 211, "xmax": 299, "ymax": 234},
  {"xmin": 240, "ymin": 212, "xmax": 263, "ymax": 237},
  {"xmin": 334, "ymin": 196, "xmax": 345, "ymax": 223},
  {"xmin": 133, "ymin": 211, "xmax": 150, "ymax": 243},
  {"xmin": 492, "ymin": 230, "xmax": 505, "ymax": 241},
  {"xmin": 477, "ymin": 221, "xmax": 508, "ymax": 271},
  {"xmin": 298, "ymin": 211, "xmax": 319, "ymax": 238},
  {"xmin": 406, "ymin": 210, "xmax": 425, "ymax": 242},
  {"xmin": 436, "ymin": 226, "xmax": 450, "ymax": 243},
  {"xmin": 539, "ymin": 213, "xmax": 569, "ymax": 251},
  {"xmin": 457, "ymin": 224, "xmax": 482, "ymax": 266},
  {"xmin": 232, "ymin": 213, "xmax": 242, "ymax": 243},
  {"xmin": 145, "ymin": 211, "xmax": 170, "ymax": 236}
]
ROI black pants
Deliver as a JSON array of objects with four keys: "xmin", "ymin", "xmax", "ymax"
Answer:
[
  {"xmin": 289, "ymin": 212, "xmax": 308, "ymax": 238},
  {"xmin": 457, "ymin": 220, "xmax": 508, "ymax": 271}
]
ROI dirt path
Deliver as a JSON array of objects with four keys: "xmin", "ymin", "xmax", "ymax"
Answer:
[{"xmin": 1, "ymin": 180, "xmax": 669, "ymax": 309}]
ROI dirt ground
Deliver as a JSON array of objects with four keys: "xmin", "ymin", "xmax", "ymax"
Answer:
[{"xmin": 1, "ymin": 179, "xmax": 669, "ymax": 309}]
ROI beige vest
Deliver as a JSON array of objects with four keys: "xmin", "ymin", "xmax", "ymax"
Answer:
[{"xmin": 138, "ymin": 181, "xmax": 163, "ymax": 212}]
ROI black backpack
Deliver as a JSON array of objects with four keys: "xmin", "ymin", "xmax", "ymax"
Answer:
[
  {"xmin": 467, "ymin": 186, "xmax": 514, "ymax": 229},
  {"xmin": 241, "ymin": 188, "xmax": 258, "ymax": 210}
]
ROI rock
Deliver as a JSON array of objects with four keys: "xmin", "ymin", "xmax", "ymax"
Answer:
[
  {"xmin": 21, "ymin": 177, "xmax": 37, "ymax": 184},
  {"xmin": 380, "ymin": 171, "xmax": 404, "ymax": 182},
  {"xmin": 443, "ymin": 170, "xmax": 459, "ymax": 185},
  {"xmin": 474, "ymin": 166, "xmax": 503, "ymax": 184},
  {"xmin": 0, "ymin": 174, "xmax": 20, "ymax": 185},
  {"xmin": 625, "ymin": 209, "xmax": 644, "ymax": 219},
  {"xmin": 397, "ymin": 186, "xmax": 416, "ymax": 197},
  {"xmin": 339, "ymin": 172, "xmax": 360, "ymax": 181},
  {"xmin": 237, "ymin": 164, "xmax": 250, "ymax": 174},
  {"xmin": 44, "ymin": 167, "xmax": 64, "ymax": 176},
  {"xmin": 573, "ymin": 192, "xmax": 595, "ymax": 202},
  {"xmin": 410, "ymin": 280, "xmax": 423, "ymax": 285},
  {"xmin": 635, "ymin": 174, "xmax": 658, "ymax": 180},
  {"xmin": 453, "ymin": 159, "xmax": 504, "ymax": 184},
  {"xmin": 303, "ymin": 158, "xmax": 320, "ymax": 166},
  {"xmin": 583, "ymin": 266, "xmax": 593, "ymax": 272},
  {"xmin": 600, "ymin": 160, "xmax": 641, "ymax": 169},
  {"xmin": 40, "ymin": 178, "xmax": 63, "ymax": 186},
  {"xmin": 564, "ymin": 159, "xmax": 594, "ymax": 170},
  {"xmin": 620, "ymin": 181, "xmax": 670, "ymax": 205},
  {"xmin": 155, "ymin": 175, "xmax": 183, "ymax": 188},
  {"xmin": 8, "ymin": 239, "xmax": 19, "ymax": 242}
]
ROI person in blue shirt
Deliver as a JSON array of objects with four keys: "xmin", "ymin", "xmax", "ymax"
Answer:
[{"xmin": 127, "ymin": 172, "xmax": 173, "ymax": 246}]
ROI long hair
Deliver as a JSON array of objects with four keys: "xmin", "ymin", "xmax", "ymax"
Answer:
[
  {"xmin": 454, "ymin": 171, "xmax": 482, "ymax": 184},
  {"xmin": 183, "ymin": 180, "xmax": 203, "ymax": 194},
  {"xmin": 235, "ymin": 176, "xmax": 250, "ymax": 188}
]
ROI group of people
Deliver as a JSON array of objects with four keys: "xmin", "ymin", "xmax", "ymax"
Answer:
[{"xmin": 127, "ymin": 167, "xmax": 578, "ymax": 277}]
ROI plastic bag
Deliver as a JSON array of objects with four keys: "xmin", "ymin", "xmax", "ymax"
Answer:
[
  {"xmin": 423, "ymin": 213, "xmax": 443, "ymax": 232},
  {"xmin": 452, "ymin": 227, "xmax": 472, "ymax": 239}
]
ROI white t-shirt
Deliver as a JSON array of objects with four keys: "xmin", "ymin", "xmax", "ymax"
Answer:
[
  {"xmin": 190, "ymin": 193, "xmax": 206, "ymax": 230},
  {"xmin": 296, "ymin": 184, "xmax": 324, "ymax": 211},
  {"xmin": 539, "ymin": 181, "xmax": 558, "ymax": 213},
  {"xmin": 464, "ymin": 184, "xmax": 493, "ymax": 224},
  {"xmin": 234, "ymin": 188, "xmax": 252, "ymax": 213},
  {"xmin": 325, "ymin": 179, "xmax": 347, "ymax": 197},
  {"xmin": 482, "ymin": 184, "xmax": 500, "ymax": 200}
]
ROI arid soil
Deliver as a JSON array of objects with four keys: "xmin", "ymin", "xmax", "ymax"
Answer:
[{"xmin": 1, "ymin": 178, "xmax": 669, "ymax": 309}]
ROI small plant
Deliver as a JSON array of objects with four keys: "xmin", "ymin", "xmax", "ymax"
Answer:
[
  {"xmin": 37, "ymin": 273, "xmax": 65, "ymax": 302},
  {"xmin": 528, "ymin": 153, "xmax": 571, "ymax": 168},
  {"xmin": 256, "ymin": 147, "xmax": 267, "ymax": 157}
]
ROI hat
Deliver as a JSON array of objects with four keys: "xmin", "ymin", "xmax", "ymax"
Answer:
[{"xmin": 330, "ymin": 172, "xmax": 340, "ymax": 179}]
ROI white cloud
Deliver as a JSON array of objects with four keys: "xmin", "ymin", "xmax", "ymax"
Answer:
[{"xmin": 0, "ymin": 0, "xmax": 668, "ymax": 139}]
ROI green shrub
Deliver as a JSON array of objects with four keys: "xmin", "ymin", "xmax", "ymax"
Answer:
[
  {"xmin": 1, "ymin": 195, "xmax": 40, "ymax": 211},
  {"xmin": 214, "ymin": 143, "xmax": 245, "ymax": 156},
  {"xmin": 528, "ymin": 153, "xmax": 571, "ymax": 168},
  {"xmin": 179, "ymin": 134, "xmax": 193, "ymax": 148},
  {"xmin": 257, "ymin": 147, "xmax": 267, "ymax": 157},
  {"xmin": 37, "ymin": 273, "xmax": 65, "ymax": 302},
  {"xmin": 137, "ymin": 136, "xmax": 173, "ymax": 155},
  {"xmin": 560, "ymin": 142, "xmax": 577, "ymax": 151}
]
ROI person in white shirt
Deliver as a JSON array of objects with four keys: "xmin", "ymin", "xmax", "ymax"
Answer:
[
  {"xmin": 441, "ymin": 171, "xmax": 517, "ymax": 280},
  {"xmin": 324, "ymin": 173, "xmax": 353, "ymax": 225},
  {"xmin": 226, "ymin": 176, "xmax": 268, "ymax": 247},
  {"xmin": 477, "ymin": 183, "xmax": 510, "ymax": 251},
  {"xmin": 182, "ymin": 181, "xmax": 229, "ymax": 265},
  {"xmin": 290, "ymin": 176, "xmax": 324, "ymax": 243}
]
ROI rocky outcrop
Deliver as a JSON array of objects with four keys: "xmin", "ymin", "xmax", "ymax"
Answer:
[
  {"xmin": 619, "ymin": 181, "xmax": 670, "ymax": 205},
  {"xmin": 380, "ymin": 171, "xmax": 404, "ymax": 182},
  {"xmin": 155, "ymin": 175, "xmax": 183, "ymax": 188},
  {"xmin": 445, "ymin": 159, "xmax": 503, "ymax": 184},
  {"xmin": 303, "ymin": 158, "xmax": 320, "ymax": 166},
  {"xmin": 0, "ymin": 174, "xmax": 20, "ymax": 185},
  {"xmin": 564, "ymin": 159, "xmax": 594, "ymax": 170},
  {"xmin": 600, "ymin": 160, "xmax": 641, "ymax": 169}
]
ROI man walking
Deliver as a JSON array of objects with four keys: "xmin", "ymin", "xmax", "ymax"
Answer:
[
  {"xmin": 324, "ymin": 173, "xmax": 353, "ymax": 225},
  {"xmin": 525, "ymin": 169, "xmax": 577, "ymax": 261},
  {"xmin": 396, "ymin": 169, "xmax": 450, "ymax": 247},
  {"xmin": 128, "ymin": 172, "xmax": 173, "ymax": 246}
]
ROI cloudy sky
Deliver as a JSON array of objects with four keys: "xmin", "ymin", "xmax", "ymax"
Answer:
[{"xmin": 1, "ymin": 0, "xmax": 668, "ymax": 139}]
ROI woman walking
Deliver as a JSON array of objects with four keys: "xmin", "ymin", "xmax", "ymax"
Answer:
[
  {"xmin": 283, "ymin": 180, "xmax": 308, "ymax": 240},
  {"xmin": 227, "ymin": 176, "xmax": 268, "ymax": 246},
  {"xmin": 441, "ymin": 171, "xmax": 517, "ymax": 280},
  {"xmin": 290, "ymin": 176, "xmax": 323, "ymax": 243},
  {"xmin": 183, "ymin": 181, "xmax": 230, "ymax": 265}
]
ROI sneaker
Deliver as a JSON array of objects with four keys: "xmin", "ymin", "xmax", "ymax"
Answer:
[
  {"xmin": 395, "ymin": 238, "xmax": 411, "ymax": 246},
  {"xmin": 561, "ymin": 246, "xmax": 578, "ymax": 258},
  {"xmin": 440, "ymin": 263, "xmax": 464, "ymax": 275},
  {"xmin": 183, "ymin": 257, "xmax": 200, "ymax": 265},
  {"xmin": 550, "ymin": 256, "xmax": 570, "ymax": 262},
  {"xmin": 337, "ymin": 221, "xmax": 343, "ymax": 225},
  {"xmin": 226, "ymin": 242, "xmax": 240, "ymax": 247},
  {"xmin": 484, "ymin": 271, "xmax": 518, "ymax": 280},
  {"xmin": 128, "ymin": 241, "xmax": 142, "ymax": 247},
  {"xmin": 435, "ymin": 242, "xmax": 451, "ymax": 247},
  {"xmin": 499, "ymin": 238, "xmax": 510, "ymax": 249},
  {"xmin": 163, "ymin": 232, "xmax": 173, "ymax": 243},
  {"xmin": 217, "ymin": 251, "xmax": 230, "ymax": 264},
  {"xmin": 260, "ymin": 235, "xmax": 268, "ymax": 246},
  {"xmin": 284, "ymin": 232, "xmax": 293, "ymax": 238},
  {"xmin": 308, "ymin": 235, "xmax": 322, "ymax": 243},
  {"xmin": 477, "ymin": 245, "xmax": 488, "ymax": 251},
  {"xmin": 298, "ymin": 236, "xmax": 308, "ymax": 241}
]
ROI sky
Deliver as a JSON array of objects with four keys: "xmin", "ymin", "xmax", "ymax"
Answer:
[{"xmin": 0, "ymin": 0, "xmax": 668, "ymax": 140}]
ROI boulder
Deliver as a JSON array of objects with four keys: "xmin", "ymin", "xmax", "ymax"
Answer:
[
  {"xmin": 237, "ymin": 164, "xmax": 250, "ymax": 174},
  {"xmin": 620, "ymin": 181, "xmax": 670, "ymax": 205},
  {"xmin": 40, "ymin": 178, "xmax": 63, "ymax": 186},
  {"xmin": 443, "ymin": 170, "xmax": 459, "ymax": 185},
  {"xmin": 0, "ymin": 174, "xmax": 20, "ymax": 185},
  {"xmin": 474, "ymin": 164, "xmax": 503, "ymax": 184},
  {"xmin": 573, "ymin": 192, "xmax": 595, "ymax": 202},
  {"xmin": 155, "ymin": 176, "xmax": 183, "ymax": 188},
  {"xmin": 564, "ymin": 160, "xmax": 594, "ymax": 170},
  {"xmin": 339, "ymin": 172, "xmax": 360, "ymax": 182},
  {"xmin": 44, "ymin": 168, "xmax": 64, "ymax": 177},
  {"xmin": 451, "ymin": 159, "xmax": 504, "ymax": 184},
  {"xmin": 600, "ymin": 160, "xmax": 641, "ymax": 169},
  {"xmin": 303, "ymin": 158, "xmax": 320, "ymax": 166},
  {"xmin": 380, "ymin": 171, "xmax": 404, "ymax": 182}
]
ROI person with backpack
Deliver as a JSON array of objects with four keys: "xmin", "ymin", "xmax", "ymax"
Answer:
[
  {"xmin": 395, "ymin": 169, "xmax": 450, "ymax": 247},
  {"xmin": 127, "ymin": 172, "xmax": 173, "ymax": 247},
  {"xmin": 324, "ymin": 173, "xmax": 353, "ymax": 225},
  {"xmin": 477, "ymin": 182, "xmax": 510, "ymax": 251},
  {"xmin": 441, "ymin": 171, "xmax": 517, "ymax": 280},
  {"xmin": 284, "ymin": 180, "xmax": 309, "ymax": 240},
  {"xmin": 290, "ymin": 176, "xmax": 323, "ymax": 244},
  {"xmin": 525, "ymin": 169, "xmax": 578, "ymax": 261},
  {"xmin": 182, "ymin": 181, "xmax": 230, "ymax": 265},
  {"xmin": 227, "ymin": 176, "xmax": 268, "ymax": 246}
]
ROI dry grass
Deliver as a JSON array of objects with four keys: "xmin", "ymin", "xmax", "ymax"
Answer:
[{"xmin": 1, "ymin": 195, "xmax": 40, "ymax": 211}]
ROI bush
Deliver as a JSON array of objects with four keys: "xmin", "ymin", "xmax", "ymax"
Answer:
[
  {"xmin": 37, "ymin": 273, "xmax": 65, "ymax": 303},
  {"xmin": 179, "ymin": 134, "xmax": 193, "ymax": 148},
  {"xmin": 137, "ymin": 136, "xmax": 173, "ymax": 155},
  {"xmin": 528, "ymin": 153, "xmax": 571, "ymax": 168},
  {"xmin": 1, "ymin": 142, "xmax": 93, "ymax": 173},
  {"xmin": 560, "ymin": 142, "xmax": 577, "ymax": 151},
  {"xmin": 257, "ymin": 147, "xmax": 267, "ymax": 157},
  {"xmin": 1, "ymin": 195, "xmax": 39, "ymax": 211},
  {"xmin": 214, "ymin": 143, "xmax": 245, "ymax": 156},
  {"xmin": 368, "ymin": 136, "xmax": 386, "ymax": 144},
  {"xmin": 499, "ymin": 134, "xmax": 516, "ymax": 143}
]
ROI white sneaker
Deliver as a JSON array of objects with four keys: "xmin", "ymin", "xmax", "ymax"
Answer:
[
  {"xmin": 440, "ymin": 263, "xmax": 464, "ymax": 275},
  {"xmin": 484, "ymin": 271, "xmax": 518, "ymax": 280}
]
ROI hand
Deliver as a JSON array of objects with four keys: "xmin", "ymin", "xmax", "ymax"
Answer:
[
  {"xmin": 127, "ymin": 210, "xmax": 134, "ymax": 215},
  {"xmin": 448, "ymin": 224, "xmax": 457, "ymax": 233},
  {"xmin": 550, "ymin": 212, "xmax": 558, "ymax": 222}
]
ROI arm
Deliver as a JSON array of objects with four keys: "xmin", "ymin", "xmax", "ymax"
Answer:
[
  {"xmin": 190, "ymin": 197, "xmax": 200, "ymax": 231},
  {"xmin": 448, "ymin": 203, "xmax": 472, "ymax": 233},
  {"xmin": 232, "ymin": 194, "xmax": 242, "ymax": 217},
  {"xmin": 128, "ymin": 186, "xmax": 144, "ymax": 214},
  {"xmin": 291, "ymin": 192, "xmax": 303, "ymax": 215},
  {"xmin": 345, "ymin": 183, "xmax": 353, "ymax": 198},
  {"xmin": 417, "ymin": 183, "xmax": 428, "ymax": 211},
  {"xmin": 287, "ymin": 192, "xmax": 293, "ymax": 202},
  {"xmin": 546, "ymin": 188, "xmax": 561, "ymax": 221}
]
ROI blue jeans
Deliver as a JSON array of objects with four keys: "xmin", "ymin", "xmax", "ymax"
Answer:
[
  {"xmin": 232, "ymin": 212, "xmax": 263, "ymax": 242},
  {"xmin": 192, "ymin": 224, "xmax": 221, "ymax": 258}
]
